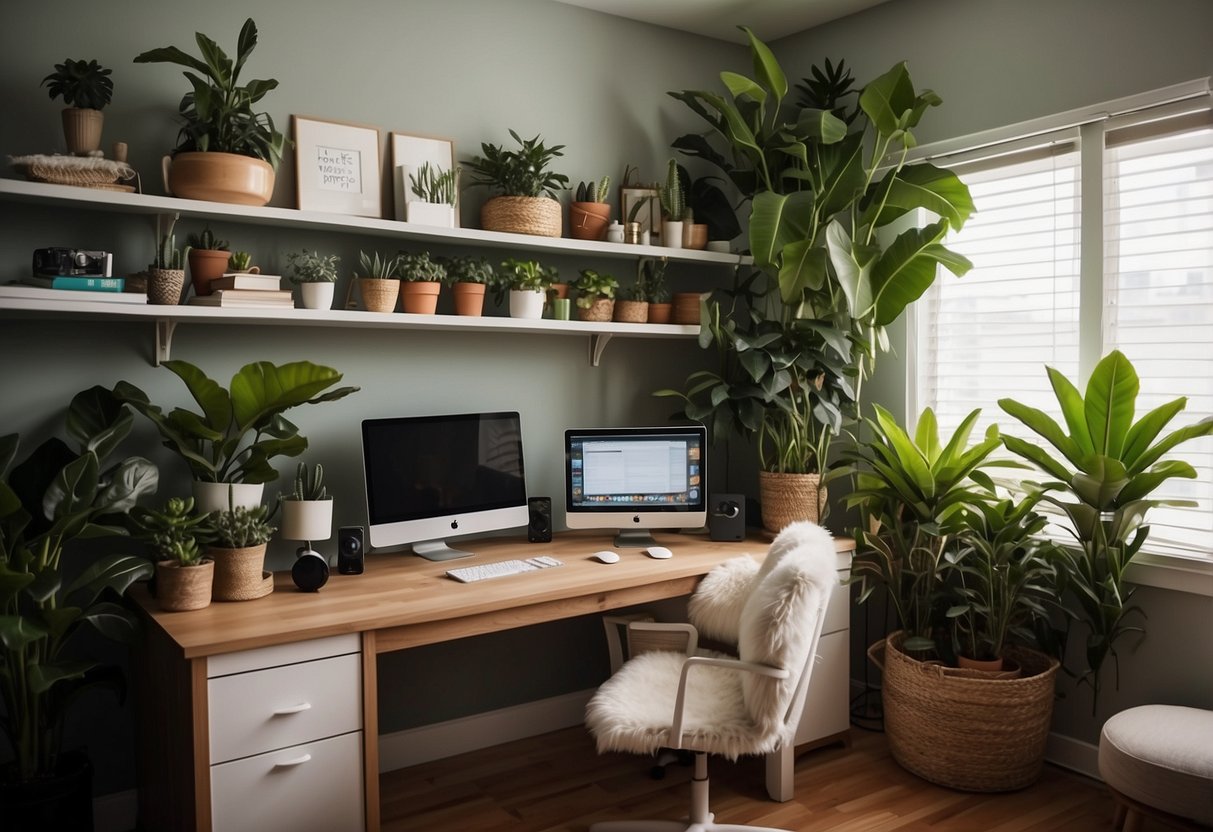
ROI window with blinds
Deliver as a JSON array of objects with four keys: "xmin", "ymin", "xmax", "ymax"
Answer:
[{"xmin": 914, "ymin": 95, "xmax": 1213, "ymax": 561}]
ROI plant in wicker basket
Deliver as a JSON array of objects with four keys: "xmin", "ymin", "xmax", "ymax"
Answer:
[
  {"xmin": 574, "ymin": 269, "xmax": 618, "ymax": 322},
  {"xmin": 131, "ymin": 497, "xmax": 216, "ymax": 612},
  {"xmin": 147, "ymin": 216, "xmax": 189, "ymax": 305},
  {"xmin": 355, "ymin": 249, "xmax": 400, "ymax": 313},
  {"xmin": 466, "ymin": 129, "xmax": 569, "ymax": 237},
  {"xmin": 208, "ymin": 502, "xmax": 277, "ymax": 602}
]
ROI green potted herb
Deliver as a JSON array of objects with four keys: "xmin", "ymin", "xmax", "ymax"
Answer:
[
  {"xmin": 185, "ymin": 226, "xmax": 231, "ymax": 298},
  {"xmin": 638, "ymin": 257, "xmax": 671, "ymax": 323},
  {"xmin": 499, "ymin": 258, "xmax": 553, "ymax": 319},
  {"xmin": 355, "ymin": 250, "xmax": 400, "ymax": 313},
  {"xmin": 442, "ymin": 255, "xmax": 494, "ymax": 317},
  {"xmin": 570, "ymin": 175, "xmax": 611, "ymax": 241},
  {"xmin": 285, "ymin": 249, "xmax": 340, "ymax": 310},
  {"xmin": 131, "ymin": 496, "xmax": 215, "ymax": 611},
  {"xmin": 208, "ymin": 503, "xmax": 276, "ymax": 602},
  {"xmin": 407, "ymin": 161, "xmax": 460, "ymax": 228},
  {"xmin": 574, "ymin": 269, "xmax": 618, "ymax": 322},
  {"xmin": 0, "ymin": 387, "xmax": 156, "ymax": 825},
  {"xmin": 466, "ymin": 130, "xmax": 569, "ymax": 238},
  {"xmin": 42, "ymin": 58, "xmax": 113, "ymax": 155},
  {"xmin": 398, "ymin": 251, "xmax": 446, "ymax": 314},
  {"xmin": 113, "ymin": 359, "xmax": 359, "ymax": 513},
  {"xmin": 134, "ymin": 18, "xmax": 287, "ymax": 206},
  {"xmin": 280, "ymin": 462, "xmax": 332, "ymax": 543}
]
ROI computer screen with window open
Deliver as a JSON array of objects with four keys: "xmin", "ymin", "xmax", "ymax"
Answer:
[{"xmin": 563, "ymin": 425, "xmax": 707, "ymax": 546}]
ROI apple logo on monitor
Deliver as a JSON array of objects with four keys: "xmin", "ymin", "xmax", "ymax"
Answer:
[{"xmin": 451, "ymin": 520, "xmax": 459, "ymax": 529}]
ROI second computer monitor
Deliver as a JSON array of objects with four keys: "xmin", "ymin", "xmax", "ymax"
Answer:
[{"xmin": 563, "ymin": 425, "xmax": 707, "ymax": 546}]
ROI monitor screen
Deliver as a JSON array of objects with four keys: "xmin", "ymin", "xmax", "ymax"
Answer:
[
  {"xmin": 361, "ymin": 412, "xmax": 528, "ymax": 560},
  {"xmin": 563, "ymin": 425, "xmax": 707, "ymax": 546}
]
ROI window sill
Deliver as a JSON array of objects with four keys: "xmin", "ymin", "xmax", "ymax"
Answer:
[{"xmin": 1125, "ymin": 551, "xmax": 1213, "ymax": 597}]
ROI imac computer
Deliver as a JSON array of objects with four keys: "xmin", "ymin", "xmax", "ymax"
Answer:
[
  {"xmin": 564, "ymin": 425, "xmax": 707, "ymax": 547},
  {"xmin": 361, "ymin": 411, "xmax": 529, "ymax": 561}
]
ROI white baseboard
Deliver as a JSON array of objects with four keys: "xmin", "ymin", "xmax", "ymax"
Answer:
[
  {"xmin": 378, "ymin": 688, "xmax": 595, "ymax": 772},
  {"xmin": 94, "ymin": 788, "xmax": 137, "ymax": 832},
  {"xmin": 1045, "ymin": 731, "xmax": 1101, "ymax": 780}
]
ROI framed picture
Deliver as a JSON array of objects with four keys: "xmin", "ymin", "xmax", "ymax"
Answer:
[
  {"xmin": 390, "ymin": 131, "xmax": 458, "ymax": 224},
  {"xmin": 620, "ymin": 186, "xmax": 661, "ymax": 240},
  {"xmin": 293, "ymin": 115, "xmax": 382, "ymax": 217}
]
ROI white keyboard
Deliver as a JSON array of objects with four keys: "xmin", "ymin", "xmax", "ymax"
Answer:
[{"xmin": 446, "ymin": 556, "xmax": 564, "ymax": 583}]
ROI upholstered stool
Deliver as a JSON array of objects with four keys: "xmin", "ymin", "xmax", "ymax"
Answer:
[{"xmin": 1098, "ymin": 705, "xmax": 1213, "ymax": 831}]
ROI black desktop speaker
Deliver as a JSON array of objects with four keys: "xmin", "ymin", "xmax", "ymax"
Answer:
[
  {"xmin": 337, "ymin": 525, "xmax": 365, "ymax": 575},
  {"xmin": 292, "ymin": 547, "xmax": 330, "ymax": 592},
  {"xmin": 709, "ymin": 493, "xmax": 745, "ymax": 541},
  {"xmin": 528, "ymin": 497, "xmax": 553, "ymax": 543}
]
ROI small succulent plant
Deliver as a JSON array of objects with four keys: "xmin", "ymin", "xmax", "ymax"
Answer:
[
  {"xmin": 574, "ymin": 176, "xmax": 611, "ymax": 203},
  {"xmin": 211, "ymin": 503, "xmax": 277, "ymax": 548},
  {"xmin": 286, "ymin": 462, "xmax": 328, "ymax": 501},
  {"xmin": 357, "ymin": 250, "xmax": 400, "ymax": 279}
]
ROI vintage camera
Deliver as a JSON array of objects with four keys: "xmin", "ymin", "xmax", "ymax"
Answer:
[{"xmin": 33, "ymin": 247, "xmax": 112, "ymax": 277}]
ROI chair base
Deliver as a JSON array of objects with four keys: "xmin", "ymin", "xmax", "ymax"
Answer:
[{"xmin": 591, "ymin": 820, "xmax": 789, "ymax": 832}]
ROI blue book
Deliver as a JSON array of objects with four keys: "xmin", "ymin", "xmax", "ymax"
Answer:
[{"xmin": 23, "ymin": 275, "xmax": 125, "ymax": 292}]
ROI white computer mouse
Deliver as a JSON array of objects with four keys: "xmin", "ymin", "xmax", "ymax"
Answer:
[
  {"xmin": 592, "ymin": 550, "xmax": 621, "ymax": 564},
  {"xmin": 644, "ymin": 546, "xmax": 673, "ymax": 559}
]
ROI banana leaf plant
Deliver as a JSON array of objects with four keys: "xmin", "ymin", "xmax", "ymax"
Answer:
[
  {"xmin": 0, "ymin": 387, "xmax": 157, "ymax": 783},
  {"xmin": 661, "ymin": 28, "xmax": 974, "ymax": 482},
  {"xmin": 999, "ymin": 350, "xmax": 1213, "ymax": 706},
  {"xmin": 114, "ymin": 360, "xmax": 359, "ymax": 485}
]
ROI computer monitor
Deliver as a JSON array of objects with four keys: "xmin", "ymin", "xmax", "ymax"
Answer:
[
  {"xmin": 563, "ymin": 425, "xmax": 707, "ymax": 547},
  {"xmin": 361, "ymin": 411, "xmax": 529, "ymax": 561}
]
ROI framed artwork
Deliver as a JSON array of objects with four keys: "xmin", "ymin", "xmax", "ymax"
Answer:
[
  {"xmin": 293, "ymin": 115, "xmax": 382, "ymax": 217},
  {"xmin": 390, "ymin": 131, "xmax": 458, "ymax": 224},
  {"xmin": 620, "ymin": 186, "xmax": 661, "ymax": 240}
]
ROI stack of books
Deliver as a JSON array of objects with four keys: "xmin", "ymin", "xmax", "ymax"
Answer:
[
  {"xmin": 188, "ymin": 272, "xmax": 294, "ymax": 309},
  {"xmin": 1, "ymin": 275, "xmax": 147, "ymax": 304}
]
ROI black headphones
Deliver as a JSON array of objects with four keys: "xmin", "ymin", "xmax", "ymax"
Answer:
[{"xmin": 291, "ymin": 546, "xmax": 330, "ymax": 592}]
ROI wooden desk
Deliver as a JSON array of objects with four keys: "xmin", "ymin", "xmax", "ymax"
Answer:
[{"xmin": 131, "ymin": 530, "xmax": 852, "ymax": 831}]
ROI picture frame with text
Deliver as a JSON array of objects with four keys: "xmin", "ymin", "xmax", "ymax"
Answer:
[{"xmin": 293, "ymin": 115, "xmax": 382, "ymax": 218}]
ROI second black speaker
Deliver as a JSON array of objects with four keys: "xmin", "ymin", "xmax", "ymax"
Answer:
[{"xmin": 528, "ymin": 496, "xmax": 553, "ymax": 543}]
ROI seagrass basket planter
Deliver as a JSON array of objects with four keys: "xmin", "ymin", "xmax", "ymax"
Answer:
[
  {"xmin": 869, "ymin": 631, "xmax": 1060, "ymax": 792},
  {"xmin": 481, "ymin": 196, "xmax": 562, "ymax": 238},
  {"xmin": 758, "ymin": 471, "xmax": 824, "ymax": 532},
  {"xmin": 577, "ymin": 298, "xmax": 614, "ymax": 322},
  {"xmin": 209, "ymin": 543, "xmax": 273, "ymax": 601}
]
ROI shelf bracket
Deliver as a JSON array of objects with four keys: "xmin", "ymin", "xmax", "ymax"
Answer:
[
  {"xmin": 589, "ymin": 333, "xmax": 613, "ymax": 367},
  {"xmin": 154, "ymin": 319, "xmax": 177, "ymax": 366}
]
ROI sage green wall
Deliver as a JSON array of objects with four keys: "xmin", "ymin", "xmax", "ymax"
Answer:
[
  {"xmin": 771, "ymin": 0, "xmax": 1213, "ymax": 747},
  {"xmin": 0, "ymin": 0, "xmax": 749, "ymax": 796}
]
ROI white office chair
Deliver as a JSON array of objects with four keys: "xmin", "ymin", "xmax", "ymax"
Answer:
[{"xmin": 586, "ymin": 522, "xmax": 838, "ymax": 832}]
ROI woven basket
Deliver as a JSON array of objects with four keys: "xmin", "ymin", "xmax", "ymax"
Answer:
[
  {"xmin": 613, "ymin": 299, "xmax": 649, "ymax": 323},
  {"xmin": 210, "ymin": 544, "xmax": 273, "ymax": 602},
  {"xmin": 758, "ymin": 471, "xmax": 824, "ymax": 533},
  {"xmin": 578, "ymin": 298, "xmax": 614, "ymax": 322},
  {"xmin": 871, "ymin": 632, "xmax": 1059, "ymax": 792},
  {"xmin": 147, "ymin": 268, "xmax": 185, "ymax": 305},
  {"xmin": 155, "ymin": 560, "xmax": 213, "ymax": 612},
  {"xmin": 359, "ymin": 278, "xmax": 400, "ymax": 313},
  {"xmin": 481, "ymin": 196, "xmax": 562, "ymax": 238}
]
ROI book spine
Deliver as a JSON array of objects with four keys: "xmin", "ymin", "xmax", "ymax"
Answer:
[{"xmin": 48, "ymin": 276, "xmax": 125, "ymax": 292}]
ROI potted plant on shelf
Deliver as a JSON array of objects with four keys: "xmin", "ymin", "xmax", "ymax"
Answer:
[
  {"xmin": 134, "ymin": 18, "xmax": 287, "ymax": 206},
  {"xmin": 999, "ymin": 350, "xmax": 1213, "ymax": 707},
  {"xmin": 0, "ymin": 387, "xmax": 157, "ymax": 827},
  {"xmin": 354, "ymin": 250, "xmax": 400, "ymax": 313},
  {"xmin": 131, "ymin": 497, "xmax": 214, "ymax": 612},
  {"xmin": 147, "ymin": 216, "xmax": 188, "ymax": 305},
  {"xmin": 466, "ymin": 129, "xmax": 569, "ymax": 238},
  {"xmin": 638, "ymin": 257, "xmax": 671, "ymax": 323},
  {"xmin": 406, "ymin": 161, "xmax": 459, "ymax": 228},
  {"xmin": 500, "ymin": 257, "xmax": 552, "ymax": 319},
  {"xmin": 613, "ymin": 282, "xmax": 649, "ymax": 323},
  {"xmin": 397, "ymin": 251, "xmax": 446, "ymax": 314},
  {"xmin": 285, "ymin": 249, "xmax": 339, "ymax": 310},
  {"xmin": 660, "ymin": 31, "xmax": 973, "ymax": 530},
  {"xmin": 280, "ymin": 462, "xmax": 333, "ymax": 544},
  {"xmin": 186, "ymin": 226, "xmax": 231, "ymax": 297},
  {"xmin": 228, "ymin": 251, "xmax": 256, "ymax": 274},
  {"xmin": 442, "ymin": 255, "xmax": 493, "ymax": 317},
  {"xmin": 42, "ymin": 58, "xmax": 113, "ymax": 155},
  {"xmin": 208, "ymin": 502, "xmax": 276, "ymax": 602},
  {"xmin": 574, "ymin": 269, "xmax": 618, "ymax": 322},
  {"xmin": 113, "ymin": 359, "xmax": 359, "ymax": 513},
  {"xmin": 678, "ymin": 164, "xmax": 740, "ymax": 249},
  {"xmin": 658, "ymin": 159, "xmax": 688, "ymax": 250},
  {"xmin": 569, "ymin": 176, "xmax": 611, "ymax": 241}
]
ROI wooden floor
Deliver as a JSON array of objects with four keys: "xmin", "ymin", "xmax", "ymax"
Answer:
[{"xmin": 381, "ymin": 726, "xmax": 1150, "ymax": 832}]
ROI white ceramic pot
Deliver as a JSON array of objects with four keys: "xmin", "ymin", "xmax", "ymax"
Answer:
[
  {"xmin": 193, "ymin": 481, "xmax": 264, "ymax": 515},
  {"xmin": 281, "ymin": 499, "xmax": 334, "ymax": 542},
  {"xmin": 406, "ymin": 201, "xmax": 457, "ymax": 228},
  {"xmin": 663, "ymin": 220, "xmax": 685, "ymax": 249},
  {"xmin": 509, "ymin": 289, "xmax": 546, "ymax": 319},
  {"xmin": 300, "ymin": 282, "xmax": 335, "ymax": 310}
]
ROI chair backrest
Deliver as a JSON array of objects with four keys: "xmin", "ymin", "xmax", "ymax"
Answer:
[{"xmin": 736, "ymin": 522, "xmax": 838, "ymax": 740}]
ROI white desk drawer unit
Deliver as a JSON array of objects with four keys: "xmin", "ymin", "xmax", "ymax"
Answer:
[{"xmin": 206, "ymin": 634, "xmax": 364, "ymax": 831}]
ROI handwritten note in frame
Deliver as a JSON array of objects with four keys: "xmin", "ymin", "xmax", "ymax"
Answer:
[{"xmin": 293, "ymin": 115, "xmax": 382, "ymax": 217}]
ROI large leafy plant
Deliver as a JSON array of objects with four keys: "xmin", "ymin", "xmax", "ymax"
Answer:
[
  {"xmin": 42, "ymin": 58, "xmax": 113, "ymax": 110},
  {"xmin": 661, "ymin": 28, "xmax": 974, "ymax": 479},
  {"xmin": 134, "ymin": 18, "xmax": 288, "ymax": 170},
  {"xmin": 465, "ymin": 130, "xmax": 569, "ymax": 199},
  {"xmin": 0, "ymin": 387, "xmax": 157, "ymax": 783},
  {"xmin": 999, "ymin": 350, "xmax": 1213, "ymax": 702},
  {"xmin": 114, "ymin": 360, "xmax": 359, "ymax": 485}
]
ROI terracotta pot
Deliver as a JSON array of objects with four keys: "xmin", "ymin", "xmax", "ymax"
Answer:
[
  {"xmin": 481, "ymin": 195, "xmax": 561, "ymax": 237},
  {"xmin": 400, "ymin": 281, "xmax": 441, "ymax": 314},
  {"xmin": 147, "ymin": 268, "xmax": 185, "ymax": 306},
  {"xmin": 578, "ymin": 298, "xmax": 614, "ymax": 322},
  {"xmin": 685, "ymin": 223, "xmax": 709, "ymax": 250},
  {"xmin": 61, "ymin": 108, "xmax": 103, "ymax": 155},
  {"xmin": 299, "ymin": 282, "xmax": 335, "ymax": 310},
  {"xmin": 452, "ymin": 282, "xmax": 486, "ymax": 316},
  {"xmin": 672, "ymin": 292, "xmax": 705, "ymax": 325},
  {"xmin": 569, "ymin": 201, "xmax": 611, "ymax": 241},
  {"xmin": 209, "ymin": 543, "xmax": 272, "ymax": 602},
  {"xmin": 155, "ymin": 560, "xmax": 213, "ymax": 612},
  {"xmin": 648, "ymin": 303, "xmax": 672, "ymax": 324},
  {"xmin": 359, "ymin": 278, "xmax": 400, "ymax": 313},
  {"xmin": 165, "ymin": 151, "xmax": 275, "ymax": 207},
  {"xmin": 188, "ymin": 248, "xmax": 232, "ymax": 297},
  {"xmin": 613, "ymin": 299, "xmax": 649, "ymax": 323},
  {"xmin": 758, "ymin": 470, "xmax": 825, "ymax": 533}
]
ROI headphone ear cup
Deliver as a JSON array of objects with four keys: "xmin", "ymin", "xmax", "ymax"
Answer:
[
  {"xmin": 292, "ymin": 549, "xmax": 330, "ymax": 592},
  {"xmin": 708, "ymin": 493, "xmax": 745, "ymax": 541}
]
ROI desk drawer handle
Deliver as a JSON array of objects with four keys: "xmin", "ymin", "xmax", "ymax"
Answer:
[
  {"xmin": 272, "ymin": 702, "xmax": 312, "ymax": 716},
  {"xmin": 273, "ymin": 753, "xmax": 312, "ymax": 768}
]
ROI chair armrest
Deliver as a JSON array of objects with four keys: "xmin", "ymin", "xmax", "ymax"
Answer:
[
  {"xmin": 668, "ymin": 656, "xmax": 790, "ymax": 747},
  {"xmin": 602, "ymin": 614, "xmax": 654, "ymax": 673},
  {"xmin": 627, "ymin": 622, "xmax": 699, "ymax": 658}
]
